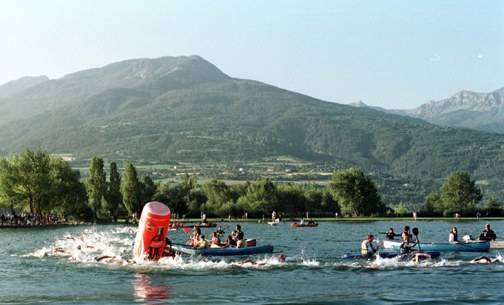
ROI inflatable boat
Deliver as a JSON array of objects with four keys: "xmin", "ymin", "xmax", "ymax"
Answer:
[
  {"xmin": 382, "ymin": 240, "xmax": 490, "ymax": 252},
  {"xmin": 343, "ymin": 251, "xmax": 441, "ymax": 260},
  {"xmin": 171, "ymin": 244, "xmax": 274, "ymax": 256},
  {"xmin": 132, "ymin": 201, "xmax": 171, "ymax": 260}
]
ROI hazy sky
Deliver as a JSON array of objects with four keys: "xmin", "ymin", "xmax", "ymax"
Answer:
[{"xmin": 0, "ymin": 0, "xmax": 502, "ymax": 109}]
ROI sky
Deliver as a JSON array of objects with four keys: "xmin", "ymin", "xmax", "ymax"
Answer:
[{"xmin": 0, "ymin": 0, "xmax": 502, "ymax": 109}]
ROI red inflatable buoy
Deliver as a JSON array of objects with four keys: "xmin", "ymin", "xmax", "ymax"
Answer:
[{"xmin": 133, "ymin": 201, "xmax": 171, "ymax": 260}]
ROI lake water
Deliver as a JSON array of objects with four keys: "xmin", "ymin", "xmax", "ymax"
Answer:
[{"xmin": 1, "ymin": 220, "xmax": 503, "ymax": 305}]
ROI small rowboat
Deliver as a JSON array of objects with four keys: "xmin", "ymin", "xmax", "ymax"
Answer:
[
  {"xmin": 343, "ymin": 251, "xmax": 440, "ymax": 260},
  {"xmin": 172, "ymin": 244, "xmax": 274, "ymax": 256},
  {"xmin": 291, "ymin": 222, "xmax": 318, "ymax": 228},
  {"xmin": 382, "ymin": 240, "xmax": 490, "ymax": 252}
]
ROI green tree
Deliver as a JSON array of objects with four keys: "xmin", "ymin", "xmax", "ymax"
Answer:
[
  {"xmin": 86, "ymin": 157, "xmax": 107, "ymax": 221},
  {"xmin": 237, "ymin": 179, "xmax": 277, "ymax": 216},
  {"xmin": 0, "ymin": 150, "xmax": 90, "ymax": 221},
  {"xmin": 201, "ymin": 179, "xmax": 234, "ymax": 215},
  {"xmin": 49, "ymin": 157, "xmax": 91, "ymax": 221},
  {"xmin": 329, "ymin": 168, "xmax": 384, "ymax": 216},
  {"xmin": 107, "ymin": 162, "xmax": 122, "ymax": 222},
  {"xmin": 121, "ymin": 162, "xmax": 141, "ymax": 219},
  {"xmin": 483, "ymin": 197, "xmax": 502, "ymax": 216},
  {"xmin": 438, "ymin": 171, "xmax": 482, "ymax": 216},
  {"xmin": 0, "ymin": 149, "xmax": 52, "ymax": 215},
  {"xmin": 139, "ymin": 175, "xmax": 157, "ymax": 207}
]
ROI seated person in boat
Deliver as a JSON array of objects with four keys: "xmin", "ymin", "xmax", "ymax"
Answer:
[
  {"xmin": 361, "ymin": 234, "xmax": 379, "ymax": 258},
  {"xmin": 195, "ymin": 234, "xmax": 209, "ymax": 249},
  {"xmin": 190, "ymin": 227, "xmax": 202, "ymax": 247},
  {"xmin": 210, "ymin": 231, "xmax": 223, "ymax": 248},
  {"xmin": 386, "ymin": 228, "xmax": 400, "ymax": 240},
  {"xmin": 215, "ymin": 225, "xmax": 225, "ymax": 237},
  {"xmin": 449, "ymin": 227, "xmax": 459, "ymax": 243},
  {"xmin": 479, "ymin": 224, "xmax": 497, "ymax": 241},
  {"xmin": 307, "ymin": 219, "xmax": 316, "ymax": 225}
]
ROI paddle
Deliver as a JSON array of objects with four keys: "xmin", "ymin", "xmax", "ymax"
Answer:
[{"xmin": 412, "ymin": 227, "xmax": 422, "ymax": 252}]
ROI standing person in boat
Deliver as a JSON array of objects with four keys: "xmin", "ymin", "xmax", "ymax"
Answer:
[
  {"xmin": 361, "ymin": 234, "xmax": 379, "ymax": 258},
  {"xmin": 401, "ymin": 226, "xmax": 416, "ymax": 243},
  {"xmin": 386, "ymin": 228, "xmax": 400, "ymax": 240},
  {"xmin": 400, "ymin": 231, "xmax": 416, "ymax": 253},
  {"xmin": 449, "ymin": 227, "xmax": 459, "ymax": 243},
  {"xmin": 479, "ymin": 224, "xmax": 497, "ymax": 241}
]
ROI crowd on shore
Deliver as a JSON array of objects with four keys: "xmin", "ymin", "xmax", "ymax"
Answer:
[{"xmin": 0, "ymin": 213, "xmax": 59, "ymax": 226}]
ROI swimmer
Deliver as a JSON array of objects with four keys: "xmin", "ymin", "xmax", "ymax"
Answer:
[
  {"xmin": 95, "ymin": 255, "xmax": 134, "ymax": 265},
  {"xmin": 238, "ymin": 254, "xmax": 286, "ymax": 266},
  {"xmin": 471, "ymin": 256, "xmax": 499, "ymax": 264}
]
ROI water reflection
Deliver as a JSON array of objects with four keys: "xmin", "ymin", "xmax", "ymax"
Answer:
[{"xmin": 133, "ymin": 273, "xmax": 171, "ymax": 304}]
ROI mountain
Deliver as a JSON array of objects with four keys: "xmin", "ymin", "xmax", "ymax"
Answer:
[
  {"xmin": 0, "ymin": 75, "xmax": 49, "ymax": 99},
  {"xmin": 351, "ymin": 87, "xmax": 504, "ymax": 134},
  {"xmin": 1, "ymin": 55, "xmax": 504, "ymax": 187},
  {"xmin": 407, "ymin": 87, "xmax": 504, "ymax": 133}
]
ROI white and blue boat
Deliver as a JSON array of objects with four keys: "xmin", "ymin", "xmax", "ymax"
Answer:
[
  {"xmin": 172, "ymin": 244, "xmax": 274, "ymax": 256},
  {"xmin": 382, "ymin": 240, "xmax": 490, "ymax": 252}
]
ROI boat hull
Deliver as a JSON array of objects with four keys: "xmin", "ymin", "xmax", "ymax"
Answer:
[
  {"xmin": 343, "ymin": 251, "xmax": 440, "ymax": 260},
  {"xmin": 172, "ymin": 244, "xmax": 274, "ymax": 256},
  {"xmin": 292, "ymin": 223, "xmax": 318, "ymax": 228},
  {"xmin": 490, "ymin": 240, "xmax": 504, "ymax": 249},
  {"xmin": 382, "ymin": 240, "xmax": 490, "ymax": 252}
]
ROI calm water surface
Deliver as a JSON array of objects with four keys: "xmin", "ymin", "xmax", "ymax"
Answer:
[{"xmin": 1, "ymin": 221, "xmax": 503, "ymax": 305}]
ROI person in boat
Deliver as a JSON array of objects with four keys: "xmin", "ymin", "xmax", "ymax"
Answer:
[
  {"xmin": 401, "ymin": 226, "xmax": 416, "ymax": 243},
  {"xmin": 210, "ymin": 231, "xmax": 223, "ymax": 248},
  {"xmin": 400, "ymin": 230, "xmax": 417, "ymax": 253},
  {"xmin": 449, "ymin": 227, "xmax": 459, "ymax": 243},
  {"xmin": 308, "ymin": 219, "xmax": 316, "ymax": 225},
  {"xmin": 195, "ymin": 234, "xmax": 209, "ymax": 249},
  {"xmin": 272, "ymin": 210, "xmax": 278, "ymax": 222},
  {"xmin": 386, "ymin": 228, "xmax": 400, "ymax": 240},
  {"xmin": 361, "ymin": 234, "xmax": 379, "ymax": 258},
  {"xmin": 479, "ymin": 224, "xmax": 497, "ymax": 241},
  {"xmin": 471, "ymin": 256, "xmax": 499, "ymax": 264},
  {"xmin": 215, "ymin": 225, "xmax": 225, "ymax": 237},
  {"xmin": 231, "ymin": 224, "xmax": 245, "ymax": 247},
  {"xmin": 191, "ymin": 226, "xmax": 202, "ymax": 247}
]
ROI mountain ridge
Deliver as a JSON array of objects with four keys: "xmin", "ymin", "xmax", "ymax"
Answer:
[{"xmin": 1, "ymin": 56, "xmax": 504, "ymax": 187}]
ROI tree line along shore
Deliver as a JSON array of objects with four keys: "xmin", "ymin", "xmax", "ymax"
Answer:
[{"xmin": 0, "ymin": 149, "xmax": 503, "ymax": 225}]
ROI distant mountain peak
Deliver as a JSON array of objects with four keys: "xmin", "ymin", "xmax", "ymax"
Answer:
[{"xmin": 350, "ymin": 100, "xmax": 368, "ymax": 107}]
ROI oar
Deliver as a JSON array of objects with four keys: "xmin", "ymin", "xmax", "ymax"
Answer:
[{"xmin": 412, "ymin": 227, "xmax": 422, "ymax": 252}]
